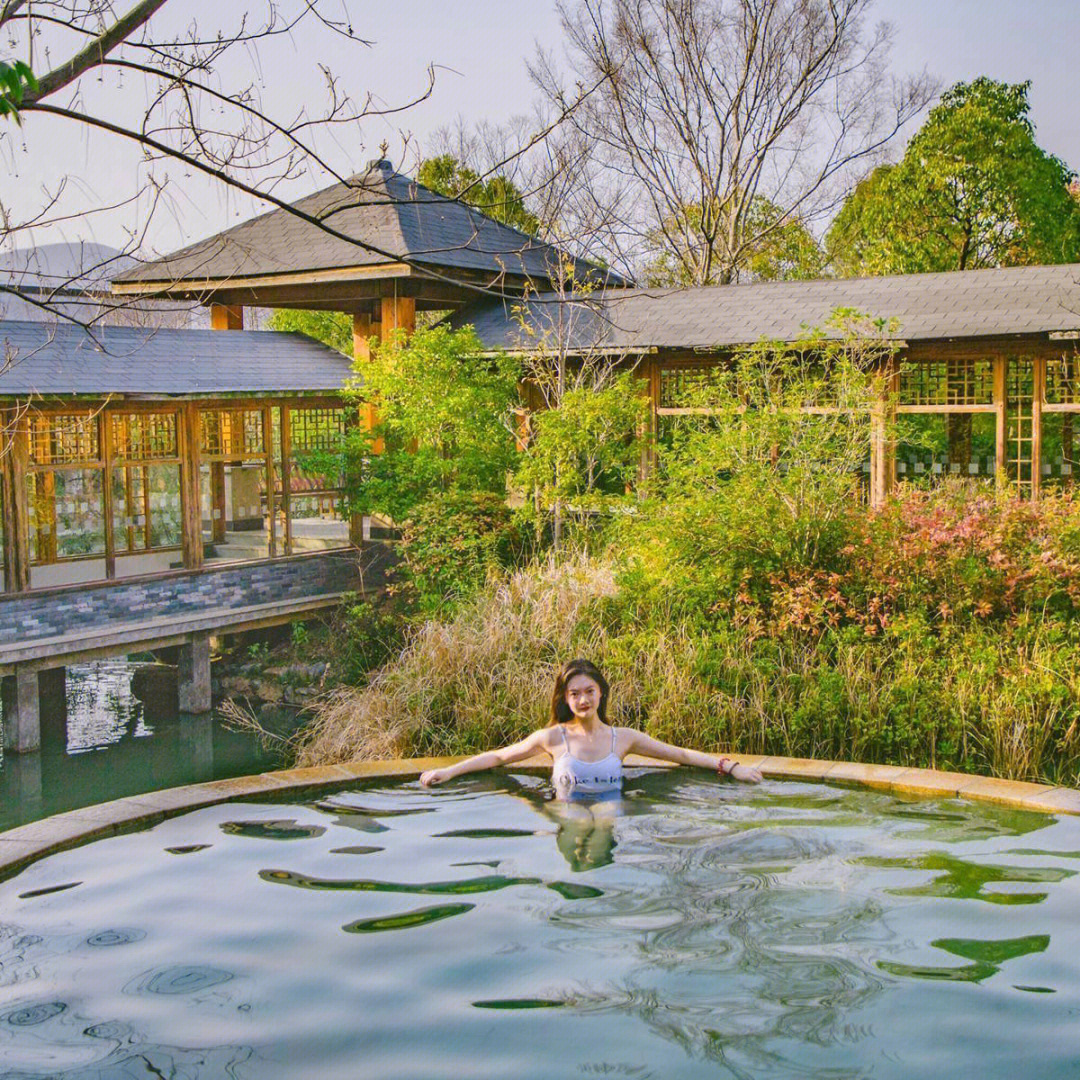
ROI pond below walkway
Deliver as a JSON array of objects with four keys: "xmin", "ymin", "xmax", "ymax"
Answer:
[{"xmin": 0, "ymin": 660, "xmax": 302, "ymax": 832}]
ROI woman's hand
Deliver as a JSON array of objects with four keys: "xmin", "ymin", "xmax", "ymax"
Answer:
[
  {"xmin": 728, "ymin": 761, "xmax": 763, "ymax": 784},
  {"xmin": 419, "ymin": 768, "xmax": 452, "ymax": 787}
]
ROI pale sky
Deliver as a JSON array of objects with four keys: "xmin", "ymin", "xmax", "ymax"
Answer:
[{"xmin": 5, "ymin": 0, "xmax": 1079, "ymax": 257}]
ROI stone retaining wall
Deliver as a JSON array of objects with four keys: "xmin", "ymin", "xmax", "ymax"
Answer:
[{"xmin": 0, "ymin": 547, "xmax": 394, "ymax": 646}]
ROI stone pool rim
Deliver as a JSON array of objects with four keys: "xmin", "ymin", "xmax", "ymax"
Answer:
[{"xmin": 3, "ymin": 753, "xmax": 1079, "ymax": 880}]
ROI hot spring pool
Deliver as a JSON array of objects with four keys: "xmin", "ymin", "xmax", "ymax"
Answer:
[{"xmin": 2, "ymin": 769, "xmax": 1079, "ymax": 1079}]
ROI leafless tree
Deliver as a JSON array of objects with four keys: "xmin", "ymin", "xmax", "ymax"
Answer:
[
  {"xmin": 0, "ymin": 1, "xmax": 598, "ymax": 328},
  {"xmin": 532, "ymin": 0, "xmax": 937, "ymax": 285}
]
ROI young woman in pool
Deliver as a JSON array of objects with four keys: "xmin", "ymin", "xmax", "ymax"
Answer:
[{"xmin": 419, "ymin": 658, "xmax": 763, "ymax": 797}]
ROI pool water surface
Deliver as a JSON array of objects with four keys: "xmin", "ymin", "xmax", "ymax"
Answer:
[{"xmin": 1, "ymin": 770, "xmax": 1079, "ymax": 1078}]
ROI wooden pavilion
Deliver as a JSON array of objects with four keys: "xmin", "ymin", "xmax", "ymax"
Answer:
[{"xmin": 452, "ymin": 263, "xmax": 1080, "ymax": 507}]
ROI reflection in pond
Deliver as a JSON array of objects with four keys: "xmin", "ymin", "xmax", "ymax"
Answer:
[
  {"xmin": 879, "ymin": 934, "xmax": 1050, "ymax": 983},
  {"xmin": 343, "ymin": 902, "xmax": 475, "ymax": 933},
  {"xmin": 857, "ymin": 852, "xmax": 1075, "ymax": 903},
  {"xmin": 0, "ymin": 659, "xmax": 304, "ymax": 832},
  {"xmin": 1, "ymin": 773, "xmax": 1078, "ymax": 1079},
  {"xmin": 219, "ymin": 819, "xmax": 326, "ymax": 841}
]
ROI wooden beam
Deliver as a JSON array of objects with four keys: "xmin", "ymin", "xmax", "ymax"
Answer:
[
  {"xmin": 353, "ymin": 312, "xmax": 383, "ymax": 455},
  {"xmin": 209, "ymin": 304, "xmax": 244, "ymax": 331}
]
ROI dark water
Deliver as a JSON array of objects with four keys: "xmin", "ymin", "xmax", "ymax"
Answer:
[
  {"xmin": 0, "ymin": 660, "xmax": 298, "ymax": 832},
  {"xmin": 2, "ymin": 771, "xmax": 1079, "ymax": 1079}
]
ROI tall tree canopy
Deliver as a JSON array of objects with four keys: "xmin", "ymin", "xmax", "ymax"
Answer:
[
  {"xmin": 827, "ymin": 78, "xmax": 1080, "ymax": 276},
  {"xmin": 418, "ymin": 155, "xmax": 541, "ymax": 236}
]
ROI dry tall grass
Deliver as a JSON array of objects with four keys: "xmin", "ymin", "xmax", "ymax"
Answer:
[
  {"xmin": 299, "ymin": 552, "xmax": 1080, "ymax": 784},
  {"xmin": 297, "ymin": 554, "xmax": 618, "ymax": 765}
]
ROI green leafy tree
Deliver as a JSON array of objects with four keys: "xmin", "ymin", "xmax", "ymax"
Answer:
[
  {"xmin": 267, "ymin": 309, "xmax": 354, "ymax": 355},
  {"xmin": 418, "ymin": 155, "xmax": 541, "ymax": 236},
  {"xmin": 515, "ymin": 373, "xmax": 646, "ymax": 532},
  {"xmin": 646, "ymin": 197, "xmax": 825, "ymax": 286},
  {"xmin": 827, "ymin": 79, "xmax": 1080, "ymax": 276},
  {"xmin": 344, "ymin": 325, "xmax": 521, "ymax": 523},
  {"xmin": 0, "ymin": 59, "xmax": 35, "ymax": 124}
]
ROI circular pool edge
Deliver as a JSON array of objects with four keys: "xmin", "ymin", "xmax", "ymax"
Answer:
[{"xmin": 2, "ymin": 752, "xmax": 1078, "ymax": 880}]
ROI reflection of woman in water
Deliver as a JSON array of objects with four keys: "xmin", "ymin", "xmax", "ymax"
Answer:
[{"xmin": 419, "ymin": 658, "xmax": 763, "ymax": 796}]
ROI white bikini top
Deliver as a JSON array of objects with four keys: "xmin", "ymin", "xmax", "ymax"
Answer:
[{"xmin": 551, "ymin": 724, "xmax": 624, "ymax": 798}]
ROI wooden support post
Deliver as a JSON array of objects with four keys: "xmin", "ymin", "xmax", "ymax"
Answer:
[
  {"xmin": 638, "ymin": 359, "xmax": 658, "ymax": 482},
  {"xmin": 177, "ymin": 632, "xmax": 212, "ymax": 714},
  {"xmin": 2, "ymin": 667, "xmax": 41, "ymax": 753},
  {"xmin": 209, "ymin": 304, "xmax": 244, "ymax": 331},
  {"xmin": 211, "ymin": 461, "xmax": 227, "ymax": 543},
  {"xmin": 264, "ymin": 404, "xmax": 277, "ymax": 557},
  {"xmin": 1031, "ymin": 356, "xmax": 1044, "ymax": 500},
  {"xmin": 280, "ymin": 405, "xmax": 293, "ymax": 556},
  {"xmin": 994, "ymin": 355, "xmax": 1008, "ymax": 485},
  {"xmin": 2, "ymin": 405, "xmax": 31, "ymax": 592},
  {"xmin": 869, "ymin": 359, "xmax": 896, "ymax": 510},
  {"xmin": 380, "ymin": 295, "xmax": 416, "ymax": 336},
  {"xmin": 101, "ymin": 409, "xmax": 117, "ymax": 578},
  {"xmin": 180, "ymin": 403, "xmax": 204, "ymax": 570}
]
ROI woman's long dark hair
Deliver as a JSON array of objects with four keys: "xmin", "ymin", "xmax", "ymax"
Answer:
[{"xmin": 550, "ymin": 659, "xmax": 610, "ymax": 725}]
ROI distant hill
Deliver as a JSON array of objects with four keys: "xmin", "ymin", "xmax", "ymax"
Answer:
[{"xmin": 1, "ymin": 241, "xmax": 203, "ymax": 327}]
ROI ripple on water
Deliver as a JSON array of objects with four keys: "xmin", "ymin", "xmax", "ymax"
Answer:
[
  {"xmin": 4, "ymin": 1001, "xmax": 66, "ymax": 1026},
  {"xmin": 86, "ymin": 928, "xmax": 146, "ymax": 948},
  {"xmin": 125, "ymin": 965, "xmax": 233, "ymax": 996}
]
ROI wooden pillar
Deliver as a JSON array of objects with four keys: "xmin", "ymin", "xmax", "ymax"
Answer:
[
  {"xmin": 869, "ymin": 359, "xmax": 896, "ymax": 509},
  {"xmin": 352, "ymin": 312, "xmax": 380, "ymax": 450},
  {"xmin": 101, "ymin": 409, "xmax": 117, "ymax": 578},
  {"xmin": 380, "ymin": 295, "xmax": 416, "ymax": 337},
  {"xmin": 210, "ymin": 461, "xmax": 227, "ymax": 542},
  {"xmin": 264, "ymin": 404, "xmax": 277, "ymax": 557},
  {"xmin": 2, "ymin": 667, "xmax": 41, "ymax": 753},
  {"xmin": 2, "ymin": 405, "xmax": 31, "ymax": 592},
  {"xmin": 180, "ymin": 403, "xmax": 204, "ymax": 570},
  {"xmin": 280, "ymin": 405, "xmax": 293, "ymax": 555},
  {"xmin": 177, "ymin": 632, "xmax": 212, "ymax": 714},
  {"xmin": 994, "ymin": 356, "xmax": 1008, "ymax": 483},
  {"xmin": 209, "ymin": 304, "xmax": 244, "ymax": 331},
  {"xmin": 1031, "ymin": 356, "xmax": 1044, "ymax": 500}
]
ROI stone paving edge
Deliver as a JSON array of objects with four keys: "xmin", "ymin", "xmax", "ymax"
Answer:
[{"xmin": 1, "ymin": 754, "xmax": 1076, "ymax": 880}]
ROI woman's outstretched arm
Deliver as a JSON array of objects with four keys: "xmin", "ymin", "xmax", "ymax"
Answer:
[
  {"xmin": 622, "ymin": 730, "xmax": 763, "ymax": 783},
  {"xmin": 419, "ymin": 729, "xmax": 553, "ymax": 787}
]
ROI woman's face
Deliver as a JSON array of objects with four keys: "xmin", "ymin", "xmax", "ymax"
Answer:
[{"xmin": 565, "ymin": 674, "xmax": 602, "ymax": 719}]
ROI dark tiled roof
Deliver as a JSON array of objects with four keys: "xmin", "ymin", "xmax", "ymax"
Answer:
[
  {"xmin": 0, "ymin": 321, "xmax": 352, "ymax": 396},
  {"xmin": 114, "ymin": 160, "xmax": 622, "ymax": 289},
  {"xmin": 450, "ymin": 263, "xmax": 1080, "ymax": 351}
]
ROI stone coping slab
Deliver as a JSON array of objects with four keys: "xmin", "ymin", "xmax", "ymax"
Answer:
[{"xmin": 1, "ymin": 754, "xmax": 1077, "ymax": 881}]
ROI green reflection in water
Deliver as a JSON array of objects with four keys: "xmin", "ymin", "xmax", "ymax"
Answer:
[
  {"xmin": 857, "ymin": 852, "xmax": 1074, "ymax": 903},
  {"xmin": 164, "ymin": 844, "xmax": 211, "ymax": 855},
  {"xmin": 547, "ymin": 881, "xmax": 605, "ymax": 900},
  {"xmin": 329, "ymin": 846, "xmax": 383, "ymax": 855},
  {"xmin": 343, "ymin": 903, "xmax": 474, "ymax": 933},
  {"xmin": 259, "ymin": 869, "xmax": 541, "ymax": 894},
  {"xmin": 879, "ymin": 934, "xmax": 1050, "ymax": 984},
  {"xmin": 219, "ymin": 820, "xmax": 326, "ymax": 841}
]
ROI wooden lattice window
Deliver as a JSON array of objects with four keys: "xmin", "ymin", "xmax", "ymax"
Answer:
[
  {"xmin": 29, "ymin": 413, "xmax": 100, "ymax": 466},
  {"xmin": 289, "ymin": 407, "xmax": 346, "ymax": 452},
  {"xmin": 898, "ymin": 358, "xmax": 994, "ymax": 407},
  {"xmin": 112, "ymin": 412, "xmax": 179, "ymax": 462},
  {"xmin": 658, "ymin": 365, "xmax": 717, "ymax": 409},
  {"xmin": 1045, "ymin": 354, "xmax": 1080, "ymax": 406},
  {"xmin": 201, "ymin": 409, "xmax": 264, "ymax": 457}
]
